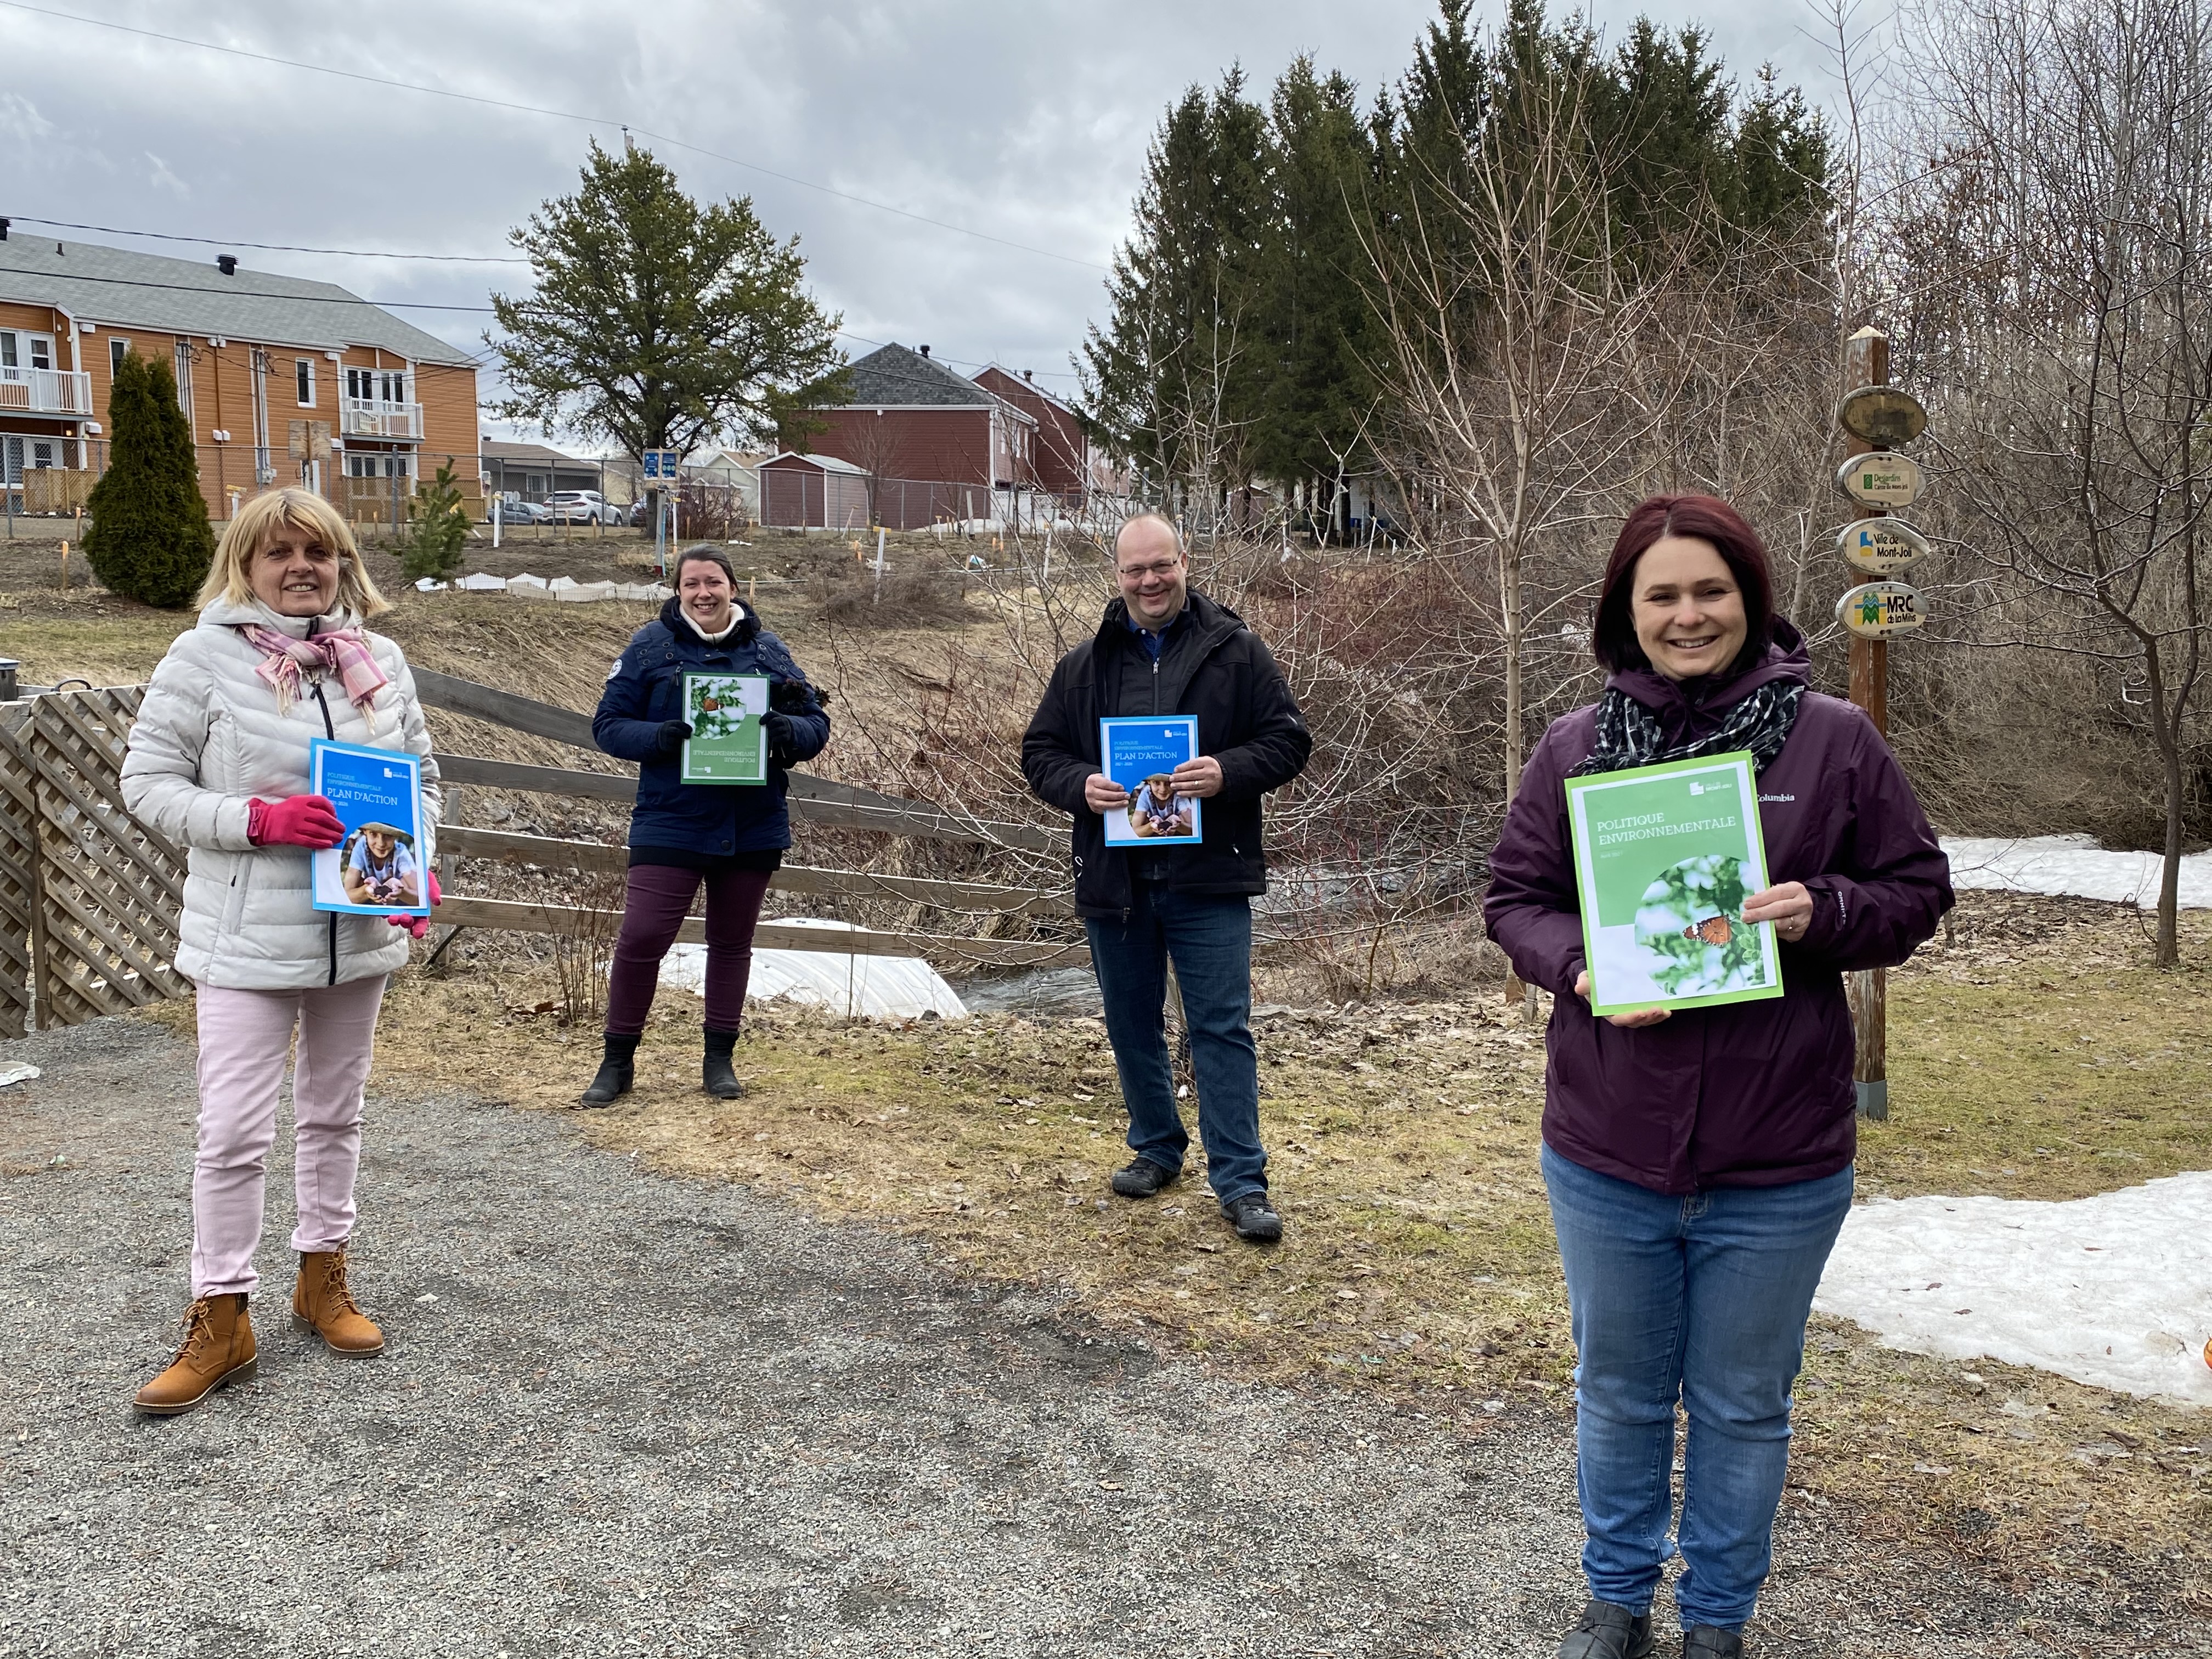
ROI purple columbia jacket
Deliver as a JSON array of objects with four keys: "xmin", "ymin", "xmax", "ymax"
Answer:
[{"xmin": 1483, "ymin": 624, "xmax": 1953, "ymax": 1194}]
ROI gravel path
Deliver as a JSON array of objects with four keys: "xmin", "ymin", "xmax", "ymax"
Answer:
[{"xmin": 0, "ymin": 1017, "xmax": 2168, "ymax": 1657}]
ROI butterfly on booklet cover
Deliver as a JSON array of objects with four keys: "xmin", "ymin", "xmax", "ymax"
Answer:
[{"xmin": 1681, "ymin": 913, "xmax": 1737, "ymax": 948}]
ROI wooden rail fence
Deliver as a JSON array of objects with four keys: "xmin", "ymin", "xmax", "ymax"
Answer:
[{"xmin": 0, "ymin": 672, "xmax": 1082, "ymax": 1032}]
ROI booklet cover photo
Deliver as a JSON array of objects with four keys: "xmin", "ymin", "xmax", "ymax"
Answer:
[
  {"xmin": 1563, "ymin": 749, "xmax": 1784, "ymax": 1015},
  {"xmin": 681, "ymin": 672, "xmax": 771, "ymax": 785},
  {"xmin": 309, "ymin": 740, "xmax": 431, "ymax": 917},
  {"xmin": 1099, "ymin": 716, "xmax": 1201, "ymax": 846}
]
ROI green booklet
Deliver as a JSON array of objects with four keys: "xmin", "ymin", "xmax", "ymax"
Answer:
[
  {"xmin": 679, "ymin": 671, "xmax": 771, "ymax": 786},
  {"xmin": 1563, "ymin": 750, "xmax": 1785, "ymax": 1015}
]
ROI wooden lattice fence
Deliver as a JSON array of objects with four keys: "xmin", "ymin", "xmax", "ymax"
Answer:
[
  {"xmin": 0, "ymin": 687, "xmax": 193, "ymax": 1030},
  {"xmin": 0, "ymin": 673, "xmax": 1080, "ymax": 1034}
]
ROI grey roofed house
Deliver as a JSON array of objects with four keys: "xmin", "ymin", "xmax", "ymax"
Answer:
[
  {"xmin": 0, "ymin": 235, "xmax": 473, "ymax": 365},
  {"xmin": 841, "ymin": 342, "xmax": 997, "ymax": 408}
]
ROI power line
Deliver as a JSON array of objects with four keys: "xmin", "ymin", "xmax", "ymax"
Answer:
[
  {"xmin": 7, "ymin": 216, "xmax": 527, "ymax": 263},
  {"xmin": 0, "ymin": 0, "xmax": 1110, "ymax": 273}
]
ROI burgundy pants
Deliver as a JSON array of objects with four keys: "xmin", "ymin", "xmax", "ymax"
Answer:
[{"xmin": 603, "ymin": 863, "xmax": 774, "ymax": 1036}]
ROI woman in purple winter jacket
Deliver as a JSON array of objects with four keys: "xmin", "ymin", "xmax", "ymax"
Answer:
[{"xmin": 1484, "ymin": 495, "xmax": 1952, "ymax": 1659}]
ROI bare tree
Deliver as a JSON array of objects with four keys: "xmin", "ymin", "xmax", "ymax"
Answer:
[{"xmin": 1888, "ymin": 0, "xmax": 2212, "ymax": 964}]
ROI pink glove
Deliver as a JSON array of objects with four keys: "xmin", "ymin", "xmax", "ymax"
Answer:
[
  {"xmin": 390, "ymin": 870, "xmax": 441, "ymax": 939},
  {"xmin": 247, "ymin": 794, "xmax": 343, "ymax": 849}
]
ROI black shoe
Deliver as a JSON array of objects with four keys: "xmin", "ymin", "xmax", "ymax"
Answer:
[
  {"xmin": 580, "ymin": 1032, "xmax": 640, "ymax": 1107},
  {"xmin": 1109, "ymin": 1158, "xmax": 1179, "ymax": 1199},
  {"xmin": 1556, "ymin": 1600, "xmax": 1654, "ymax": 1659},
  {"xmin": 1221, "ymin": 1191, "xmax": 1283, "ymax": 1243},
  {"xmin": 702, "ymin": 1028, "xmax": 746, "ymax": 1099},
  {"xmin": 1682, "ymin": 1627, "xmax": 1743, "ymax": 1659}
]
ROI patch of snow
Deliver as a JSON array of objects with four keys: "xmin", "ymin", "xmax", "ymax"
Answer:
[
  {"xmin": 659, "ymin": 920, "xmax": 966, "ymax": 1022},
  {"xmin": 1815, "ymin": 1174, "xmax": 2212, "ymax": 1404},
  {"xmin": 1941, "ymin": 834, "xmax": 2211, "ymax": 910}
]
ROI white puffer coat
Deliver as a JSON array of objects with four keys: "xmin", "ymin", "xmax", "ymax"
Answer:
[{"xmin": 121, "ymin": 597, "xmax": 441, "ymax": 990}]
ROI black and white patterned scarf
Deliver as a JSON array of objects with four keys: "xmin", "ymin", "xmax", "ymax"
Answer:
[{"xmin": 1568, "ymin": 678, "xmax": 1807, "ymax": 778}]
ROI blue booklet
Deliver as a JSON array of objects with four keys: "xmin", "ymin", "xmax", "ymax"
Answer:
[
  {"xmin": 308, "ymin": 738, "xmax": 432, "ymax": 917},
  {"xmin": 1100, "ymin": 716, "xmax": 1202, "ymax": 847}
]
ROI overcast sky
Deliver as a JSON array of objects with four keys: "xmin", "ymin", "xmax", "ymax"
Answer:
[{"xmin": 4, "ymin": 0, "xmax": 1854, "ymax": 448}]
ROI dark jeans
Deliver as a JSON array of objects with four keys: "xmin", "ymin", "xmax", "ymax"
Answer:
[
  {"xmin": 1542, "ymin": 1144, "xmax": 1854, "ymax": 1630},
  {"xmin": 1084, "ymin": 883, "xmax": 1266, "ymax": 1203},
  {"xmin": 604, "ymin": 864, "xmax": 774, "ymax": 1036}
]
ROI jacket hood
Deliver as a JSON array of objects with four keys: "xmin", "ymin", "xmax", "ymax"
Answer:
[
  {"xmin": 1094, "ymin": 588, "xmax": 1246, "ymax": 651},
  {"xmin": 656, "ymin": 595, "xmax": 759, "ymax": 644},
  {"xmin": 200, "ymin": 596, "xmax": 363, "ymax": 638},
  {"xmin": 1605, "ymin": 617, "xmax": 1811, "ymax": 719}
]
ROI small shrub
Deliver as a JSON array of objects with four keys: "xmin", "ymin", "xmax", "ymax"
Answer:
[
  {"xmin": 814, "ymin": 560, "xmax": 969, "ymax": 628},
  {"xmin": 83, "ymin": 353, "xmax": 215, "ymax": 607},
  {"xmin": 400, "ymin": 462, "xmax": 471, "ymax": 583}
]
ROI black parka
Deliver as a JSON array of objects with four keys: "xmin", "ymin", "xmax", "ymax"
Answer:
[{"xmin": 1021, "ymin": 591, "xmax": 1312, "ymax": 917}]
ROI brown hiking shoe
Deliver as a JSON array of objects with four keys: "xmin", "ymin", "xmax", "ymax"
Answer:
[
  {"xmin": 292, "ymin": 1249, "xmax": 385, "ymax": 1357},
  {"xmin": 134, "ymin": 1293, "xmax": 257, "ymax": 1416}
]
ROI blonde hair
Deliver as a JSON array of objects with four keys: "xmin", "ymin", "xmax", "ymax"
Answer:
[{"xmin": 197, "ymin": 487, "xmax": 392, "ymax": 617}]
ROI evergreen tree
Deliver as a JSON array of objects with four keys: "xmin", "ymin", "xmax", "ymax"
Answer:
[
  {"xmin": 400, "ymin": 462, "xmax": 471, "ymax": 583},
  {"xmin": 490, "ymin": 140, "xmax": 845, "ymax": 464},
  {"xmin": 83, "ymin": 352, "xmax": 213, "ymax": 608},
  {"xmin": 1080, "ymin": 69, "xmax": 1272, "ymax": 507},
  {"xmin": 1252, "ymin": 57, "xmax": 1383, "ymax": 526}
]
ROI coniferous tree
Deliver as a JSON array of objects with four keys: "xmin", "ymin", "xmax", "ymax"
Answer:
[
  {"xmin": 400, "ymin": 462, "xmax": 471, "ymax": 583},
  {"xmin": 1251, "ymin": 57, "xmax": 1383, "ymax": 530},
  {"xmin": 1081, "ymin": 70, "xmax": 1272, "ymax": 511},
  {"xmin": 83, "ymin": 352, "xmax": 214, "ymax": 608}
]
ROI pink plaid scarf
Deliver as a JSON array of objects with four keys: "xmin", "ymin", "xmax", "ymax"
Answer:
[{"xmin": 239, "ymin": 624, "xmax": 390, "ymax": 718}]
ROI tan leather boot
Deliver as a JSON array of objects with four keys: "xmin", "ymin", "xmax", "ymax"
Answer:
[
  {"xmin": 134, "ymin": 1293, "xmax": 257, "ymax": 1415},
  {"xmin": 292, "ymin": 1248, "xmax": 385, "ymax": 1357}
]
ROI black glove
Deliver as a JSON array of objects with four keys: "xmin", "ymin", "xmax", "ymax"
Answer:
[
  {"xmin": 652, "ymin": 720, "xmax": 692, "ymax": 760},
  {"xmin": 761, "ymin": 709, "xmax": 798, "ymax": 766},
  {"xmin": 769, "ymin": 679, "xmax": 820, "ymax": 714}
]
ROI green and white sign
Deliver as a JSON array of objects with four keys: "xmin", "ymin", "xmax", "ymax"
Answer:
[
  {"xmin": 1836, "ymin": 581, "xmax": 1929, "ymax": 639},
  {"xmin": 1836, "ymin": 452, "xmax": 1923, "ymax": 509},
  {"xmin": 1565, "ymin": 751, "xmax": 1785, "ymax": 1017},
  {"xmin": 679, "ymin": 671, "xmax": 771, "ymax": 785},
  {"xmin": 1837, "ymin": 516, "xmax": 1929, "ymax": 575}
]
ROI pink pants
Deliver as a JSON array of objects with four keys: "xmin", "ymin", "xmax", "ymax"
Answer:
[{"xmin": 191, "ymin": 975, "xmax": 387, "ymax": 1298}]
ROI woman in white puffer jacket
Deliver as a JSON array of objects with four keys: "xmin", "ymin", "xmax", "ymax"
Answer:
[{"xmin": 120, "ymin": 487, "xmax": 440, "ymax": 1415}]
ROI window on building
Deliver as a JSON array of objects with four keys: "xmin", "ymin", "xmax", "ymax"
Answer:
[
  {"xmin": 110, "ymin": 337, "xmax": 131, "ymax": 376},
  {"xmin": 0, "ymin": 334, "xmax": 15, "ymax": 370},
  {"xmin": 174, "ymin": 342, "xmax": 195, "ymax": 423},
  {"xmin": 296, "ymin": 358, "xmax": 315, "ymax": 408},
  {"xmin": 345, "ymin": 453, "xmax": 412, "ymax": 479}
]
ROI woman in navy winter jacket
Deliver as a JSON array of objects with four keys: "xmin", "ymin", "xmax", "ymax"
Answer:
[{"xmin": 581, "ymin": 546, "xmax": 828, "ymax": 1104}]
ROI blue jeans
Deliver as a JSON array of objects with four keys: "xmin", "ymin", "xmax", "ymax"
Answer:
[
  {"xmin": 1085, "ymin": 883, "xmax": 1266, "ymax": 1204},
  {"xmin": 1542, "ymin": 1144, "xmax": 1853, "ymax": 1630}
]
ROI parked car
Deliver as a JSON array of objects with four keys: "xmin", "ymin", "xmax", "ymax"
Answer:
[
  {"xmin": 495, "ymin": 495, "xmax": 552, "ymax": 525},
  {"xmin": 548, "ymin": 489, "xmax": 622, "ymax": 526}
]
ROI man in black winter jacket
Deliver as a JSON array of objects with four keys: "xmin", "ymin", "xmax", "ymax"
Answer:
[{"xmin": 1022, "ymin": 514, "xmax": 1311, "ymax": 1243}]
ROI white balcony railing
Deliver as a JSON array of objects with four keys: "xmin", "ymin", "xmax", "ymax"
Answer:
[
  {"xmin": 340, "ymin": 397, "xmax": 424, "ymax": 440},
  {"xmin": 0, "ymin": 366, "xmax": 94, "ymax": 416}
]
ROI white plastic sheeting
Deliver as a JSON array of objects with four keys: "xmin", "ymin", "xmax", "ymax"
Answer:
[
  {"xmin": 1815, "ymin": 1176, "xmax": 2212, "ymax": 1404},
  {"xmin": 658, "ymin": 918, "xmax": 967, "ymax": 1020},
  {"xmin": 1942, "ymin": 834, "xmax": 2212, "ymax": 911},
  {"xmin": 437, "ymin": 572, "xmax": 670, "ymax": 603}
]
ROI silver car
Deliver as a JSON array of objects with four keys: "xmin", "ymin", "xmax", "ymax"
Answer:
[{"xmin": 547, "ymin": 489, "xmax": 623, "ymax": 526}]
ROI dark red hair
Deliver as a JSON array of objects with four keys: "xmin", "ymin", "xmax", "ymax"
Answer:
[{"xmin": 1592, "ymin": 494, "xmax": 1776, "ymax": 675}]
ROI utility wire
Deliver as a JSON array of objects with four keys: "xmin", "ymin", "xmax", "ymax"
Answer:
[
  {"xmin": 0, "ymin": 0, "xmax": 1109, "ymax": 273},
  {"xmin": 7, "ymin": 215, "xmax": 527, "ymax": 262}
]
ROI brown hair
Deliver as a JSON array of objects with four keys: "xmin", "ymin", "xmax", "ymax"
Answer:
[
  {"xmin": 1592, "ymin": 494, "xmax": 1775, "ymax": 675},
  {"xmin": 674, "ymin": 544, "xmax": 738, "ymax": 588}
]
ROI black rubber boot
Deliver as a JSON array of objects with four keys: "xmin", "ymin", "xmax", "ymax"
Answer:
[
  {"xmin": 702, "ymin": 1027, "xmax": 746, "ymax": 1099},
  {"xmin": 579, "ymin": 1032, "xmax": 640, "ymax": 1107}
]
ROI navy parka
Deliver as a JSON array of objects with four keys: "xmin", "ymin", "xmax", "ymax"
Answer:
[{"xmin": 594, "ymin": 597, "xmax": 830, "ymax": 856}]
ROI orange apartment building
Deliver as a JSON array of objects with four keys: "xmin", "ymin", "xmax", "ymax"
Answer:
[{"xmin": 0, "ymin": 227, "xmax": 478, "ymax": 519}]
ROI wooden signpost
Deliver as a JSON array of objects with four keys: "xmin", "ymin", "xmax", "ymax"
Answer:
[{"xmin": 1835, "ymin": 326, "xmax": 1932, "ymax": 1120}]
